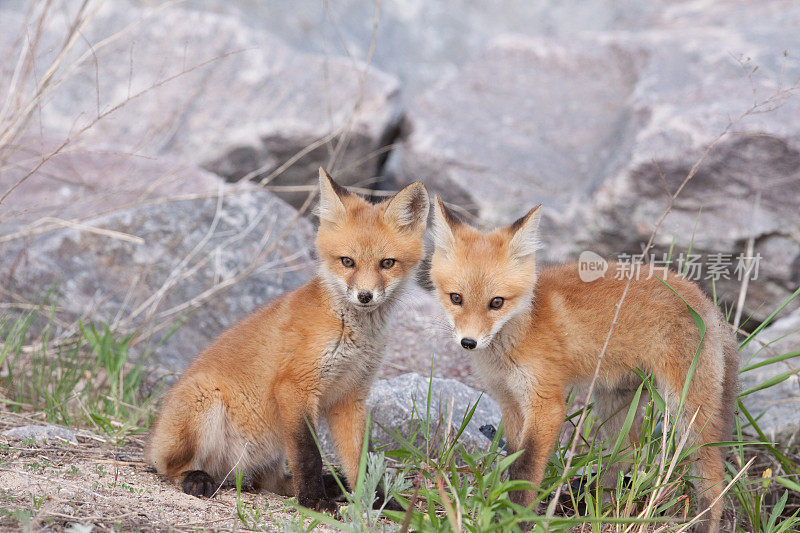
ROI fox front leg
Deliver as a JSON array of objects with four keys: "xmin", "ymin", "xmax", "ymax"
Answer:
[
  {"xmin": 276, "ymin": 386, "xmax": 338, "ymax": 514},
  {"xmin": 507, "ymin": 396, "xmax": 566, "ymax": 509},
  {"xmin": 326, "ymin": 394, "xmax": 402, "ymax": 511}
]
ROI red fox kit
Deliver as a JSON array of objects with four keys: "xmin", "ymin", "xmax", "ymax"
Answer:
[
  {"xmin": 146, "ymin": 169, "xmax": 429, "ymax": 512},
  {"xmin": 428, "ymin": 199, "xmax": 738, "ymax": 533}
]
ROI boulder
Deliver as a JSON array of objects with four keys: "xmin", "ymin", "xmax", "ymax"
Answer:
[
  {"xmin": 317, "ymin": 373, "xmax": 502, "ymax": 456},
  {"xmin": 0, "ymin": 144, "xmax": 315, "ymax": 373},
  {"xmin": 591, "ymin": 5, "xmax": 800, "ymax": 322},
  {"xmin": 1, "ymin": 138, "xmax": 223, "ymax": 229},
  {"xmin": 392, "ymin": 2, "xmax": 800, "ymax": 318},
  {"xmin": 3, "ymin": 0, "xmax": 401, "ymax": 209},
  {"xmin": 193, "ymin": 0, "xmax": 670, "ymax": 100},
  {"xmin": 367, "ymin": 373, "xmax": 501, "ymax": 451},
  {"xmin": 739, "ymin": 308, "xmax": 800, "ymax": 441},
  {"xmin": 388, "ymin": 35, "xmax": 643, "ymax": 262}
]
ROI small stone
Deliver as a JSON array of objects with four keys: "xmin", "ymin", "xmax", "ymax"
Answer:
[{"xmin": 3, "ymin": 425, "xmax": 79, "ymax": 444}]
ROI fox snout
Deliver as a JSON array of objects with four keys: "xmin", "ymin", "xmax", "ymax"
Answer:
[
  {"xmin": 460, "ymin": 337, "xmax": 478, "ymax": 350},
  {"xmin": 456, "ymin": 335, "xmax": 492, "ymax": 350},
  {"xmin": 453, "ymin": 328, "xmax": 494, "ymax": 351},
  {"xmin": 348, "ymin": 285, "xmax": 384, "ymax": 307},
  {"xmin": 357, "ymin": 290, "xmax": 373, "ymax": 304}
]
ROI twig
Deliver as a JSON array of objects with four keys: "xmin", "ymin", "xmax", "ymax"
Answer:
[
  {"xmin": 733, "ymin": 192, "xmax": 761, "ymax": 331},
  {"xmin": 209, "ymin": 442, "xmax": 248, "ymax": 499},
  {"xmin": 37, "ymin": 216, "xmax": 145, "ymax": 244}
]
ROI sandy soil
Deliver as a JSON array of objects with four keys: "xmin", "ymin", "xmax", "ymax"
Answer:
[{"xmin": 0, "ymin": 411, "xmax": 327, "ymax": 532}]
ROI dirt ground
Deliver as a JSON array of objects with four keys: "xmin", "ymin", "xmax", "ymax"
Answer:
[
  {"xmin": 0, "ymin": 410, "xmax": 689, "ymax": 532},
  {"xmin": 0, "ymin": 411, "xmax": 324, "ymax": 532}
]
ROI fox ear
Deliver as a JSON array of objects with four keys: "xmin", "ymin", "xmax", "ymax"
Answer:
[
  {"xmin": 383, "ymin": 181, "xmax": 430, "ymax": 234},
  {"xmin": 507, "ymin": 204, "xmax": 542, "ymax": 262},
  {"xmin": 317, "ymin": 167, "xmax": 349, "ymax": 225},
  {"xmin": 431, "ymin": 197, "xmax": 459, "ymax": 257}
]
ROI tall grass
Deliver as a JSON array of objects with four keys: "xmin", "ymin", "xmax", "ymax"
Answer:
[{"xmin": 0, "ymin": 305, "xmax": 161, "ymax": 442}]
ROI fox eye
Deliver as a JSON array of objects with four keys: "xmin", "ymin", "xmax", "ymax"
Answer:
[
  {"xmin": 450, "ymin": 293, "xmax": 462, "ymax": 305},
  {"xmin": 341, "ymin": 257, "xmax": 355, "ymax": 268},
  {"xmin": 380, "ymin": 258, "xmax": 396, "ymax": 269},
  {"xmin": 489, "ymin": 297, "xmax": 504, "ymax": 309}
]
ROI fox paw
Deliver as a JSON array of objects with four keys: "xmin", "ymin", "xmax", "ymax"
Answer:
[
  {"xmin": 374, "ymin": 487, "xmax": 403, "ymax": 511},
  {"xmin": 316, "ymin": 498, "xmax": 339, "ymax": 515},
  {"xmin": 298, "ymin": 496, "xmax": 339, "ymax": 515},
  {"xmin": 182, "ymin": 470, "xmax": 216, "ymax": 498},
  {"xmin": 322, "ymin": 472, "xmax": 347, "ymax": 499},
  {"xmin": 378, "ymin": 497, "xmax": 404, "ymax": 512}
]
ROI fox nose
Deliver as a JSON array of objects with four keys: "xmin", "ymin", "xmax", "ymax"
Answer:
[
  {"xmin": 460, "ymin": 337, "xmax": 477, "ymax": 350},
  {"xmin": 357, "ymin": 290, "xmax": 373, "ymax": 304}
]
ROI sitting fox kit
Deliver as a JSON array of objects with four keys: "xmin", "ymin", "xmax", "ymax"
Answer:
[
  {"xmin": 146, "ymin": 169, "xmax": 429, "ymax": 511},
  {"xmin": 429, "ymin": 199, "xmax": 737, "ymax": 533}
]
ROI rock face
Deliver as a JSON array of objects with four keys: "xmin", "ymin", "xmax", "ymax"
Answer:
[
  {"xmin": 6, "ymin": 0, "xmax": 401, "ymax": 209},
  {"xmin": 0, "ymin": 144, "xmax": 315, "ymax": 372},
  {"xmin": 739, "ymin": 308, "xmax": 800, "ymax": 441},
  {"xmin": 392, "ymin": 2, "xmax": 800, "ymax": 319},
  {"xmin": 388, "ymin": 35, "xmax": 644, "ymax": 261},
  {"xmin": 194, "ymin": 0, "xmax": 670, "ymax": 101}
]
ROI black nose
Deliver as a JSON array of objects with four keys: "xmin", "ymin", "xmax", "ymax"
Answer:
[
  {"xmin": 460, "ymin": 337, "xmax": 477, "ymax": 350},
  {"xmin": 357, "ymin": 291, "xmax": 373, "ymax": 304}
]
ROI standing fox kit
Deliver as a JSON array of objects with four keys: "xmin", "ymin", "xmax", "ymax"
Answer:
[
  {"xmin": 146, "ymin": 169, "xmax": 429, "ymax": 512},
  {"xmin": 429, "ymin": 199, "xmax": 737, "ymax": 533}
]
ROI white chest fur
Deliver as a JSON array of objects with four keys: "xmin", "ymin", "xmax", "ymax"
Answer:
[
  {"xmin": 471, "ymin": 329, "xmax": 532, "ymax": 407},
  {"xmin": 319, "ymin": 300, "xmax": 395, "ymax": 405}
]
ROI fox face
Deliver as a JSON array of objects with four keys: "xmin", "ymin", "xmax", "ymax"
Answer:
[
  {"xmin": 316, "ymin": 169, "xmax": 429, "ymax": 310},
  {"xmin": 429, "ymin": 199, "xmax": 542, "ymax": 350}
]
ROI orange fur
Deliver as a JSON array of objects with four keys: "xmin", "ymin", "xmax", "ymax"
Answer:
[
  {"xmin": 429, "ymin": 199, "xmax": 738, "ymax": 533},
  {"xmin": 146, "ymin": 169, "xmax": 429, "ymax": 511}
]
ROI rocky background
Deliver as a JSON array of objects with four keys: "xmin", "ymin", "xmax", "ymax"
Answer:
[{"xmin": 0, "ymin": 0, "xmax": 798, "ymax": 443}]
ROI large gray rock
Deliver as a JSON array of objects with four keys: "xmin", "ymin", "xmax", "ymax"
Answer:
[
  {"xmin": 3, "ymin": 0, "xmax": 401, "ymax": 208},
  {"xmin": 389, "ymin": 35, "xmax": 643, "ymax": 262},
  {"xmin": 739, "ymin": 309, "xmax": 800, "ymax": 441},
  {"xmin": 192, "ymin": 0, "xmax": 670, "ymax": 101},
  {"xmin": 367, "ymin": 373, "xmax": 501, "ymax": 451},
  {"xmin": 317, "ymin": 373, "xmax": 501, "ymax": 456},
  {"xmin": 392, "ymin": 2, "xmax": 800, "ymax": 318},
  {"xmin": 1, "ymin": 138, "xmax": 223, "ymax": 229},
  {"xmin": 0, "ymin": 144, "xmax": 315, "ymax": 372},
  {"xmin": 590, "ymin": 8, "xmax": 800, "ymax": 322}
]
